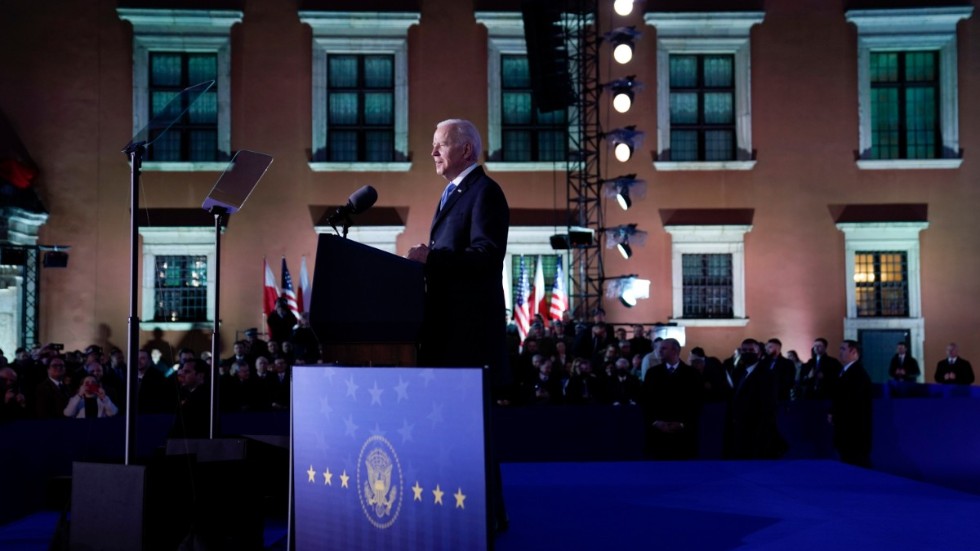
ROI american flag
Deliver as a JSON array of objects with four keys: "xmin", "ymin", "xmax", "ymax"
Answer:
[
  {"xmin": 549, "ymin": 260, "xmax": 568, "ymax": 321},
  {"xmin": 281, "ymin": 257, "xmax": 302, "ymax": 319},
  {"xmin": 263, "ymin": 258, "xmax": 280, "ymax": 320},
  {"xmin": 514, "ymin": 256, "xmax": 531, "ymax": 343}
]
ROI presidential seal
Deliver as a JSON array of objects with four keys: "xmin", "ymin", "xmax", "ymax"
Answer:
[{"xmin": 356, "ymin": 435, "xmax": 403, "ymax": 529}]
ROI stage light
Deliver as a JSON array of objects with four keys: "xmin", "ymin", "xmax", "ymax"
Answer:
[
  {"xmin": 605, "ymin": 27, "xmax": 640, "ymax": 65},
  {"xmin": 614, "ymin": 0, "xmax": 634, "ymax": 16},
  {"xmin": 605, "ymin": 275, "xmax": 651, "ymax": 308},
  {"xmin": 604, "ymin": 224, "xmax": 647, "ymax": 260},
  {"xmin": 602, "ymin": 175, "xmax": 647, "ymax": 212},
  {"xmin": 604, "ymin": 126, "xmax": 645, "ymax": 163},
  {"xmin": 604, "ymin": 76, "xmax": 641, "ymax": 114}
]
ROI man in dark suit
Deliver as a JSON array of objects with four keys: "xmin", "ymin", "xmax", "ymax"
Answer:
[
  {"xmin": 642, "ymin": 338, "xmax": 703, "ymax": 460},
  {"xmin": 764, "ymin": 338, "xmax": 798, "ymax": 402},
  {"xmin": 409, "ymin": 119, "xmax": 510, "ymax": 389},
  {"xmin": 409, "ymin": 118, "xmax": 510, "ymax": 533},
  {"xmin": 34, "ymin": 356, "xmax": 70, "ymax": 419},
  {"xmin": 935, "ymin": 342, "xmax": 975, "ymax": 385},
  {"xmin": 888, "ymin": 342, "xmax": 920, "ymax": 383},
  {"xmin": 830, "ymin": 340, "xmax": 873, "ymax": 467},
  {"xmin": 726, "ymin": 339, "xmax": 783, "ymax": 459},
  {"xmin": 798, "ymin": 337, "xmax": 842, "ymax": 400}
]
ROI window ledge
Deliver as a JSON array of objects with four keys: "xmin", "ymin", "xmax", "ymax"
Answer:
[
  {"xmin": 140, "ymin": 321, "xmax": 212, "ymax": 332},
  {"xmin": 654, "ymin": 161, "xmax": 756, "ymax": 172},
  {"xmin": 856, "ymin": 159, "xmax": 963, "ymax": 170},
  {"xmin": 484, "ymin": 161, "xmax": 566, "ymax": 173},
  {"xmin": 308, "ymin": 162, "xmax": 412, "ymax": 172},
  {"xmin": 142, "ymin": 162, "xmax": 230, "ymax": 172},
  {"xmin": 669, "ymin": 318, "xmax": 750, "ymax": 328}
]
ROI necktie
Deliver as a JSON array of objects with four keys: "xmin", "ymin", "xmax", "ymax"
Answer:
[{"xmin": 439, "ymin": 183, "xmax": 457, "ymax": 211}]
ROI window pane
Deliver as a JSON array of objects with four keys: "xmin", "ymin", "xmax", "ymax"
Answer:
[
  {"xmin": 363, "ymin": 56, "xmax": 393, "ymax": 88},
  {"xmin": 147, "ymin": 52, "xmax": 218, "ymax": 162},
  {"xmin": 537, "ymin": 130, "xmax": 565, "ymax": 161},
  {"xmin": 703, "ymin": 92, "xmax": 733, "ymax": 124},
  {"xmin": 670, "ymin": 130, "xmax": 698, "ymax": 161},
  {"xmin": 669, "ymin": 55, "xmax": 697, "ymax": 88},
  {"xmin": 870, "ymin": 88, "xmax": 899, "ymax": 159},
  {"xmin": 328, "ymin": 56, "xmax": 358, "ymax": 88},
  {"xmin": 363, "ymin": 92, "xmax": 393, "ymax": 125},
  {"xmin": 904, "ymin": 51, "xmax": 936, "ymax": 82},
  {"xmin": 870, "ymin": 52, "xmax": 898, "ymax": 83},
  {"xmin": 187, "ymin": 91, "xmax": 217, "ymax": 124},
  {"xmin": 682, "ymin": 253, "xmax": 733, "ymax": 318},
  {"xmin": 670, "ymin": 93, "xmax": 698, "ymax": 124},
  {"xmin": 906, "ymin": 87, "xmax": 936, "ymax": 159},
  {"xmin": 705, "ymin": 130, "xmax": 734, "ymax": 161},
  {"xmin": 503, "ymin": 92, "xmax": 532, "ymax": 125},
  {"xmin": 502, "ymin": 56, "xmax": 531, "ymax": 88},
  {"xmin": 703, "ymin": 55, "xmax": 733, "ymax": 88},
  {"xmin": 150, "ymin": 132, "xmax": 180, "ymax": 162},
  {"xmin": 189, "ymin": 130, "xmax": 217, "ymax": 162},
  {"xmin": 328, "ymin": 93, "xmax": 359, "ymax": 125},
  {"xmin": 502, "ymin": 130, "xmax": 531, "ymax": 162},
  {"xmin": 855, "ymin": 251, "xmax": 908, "ymax": 317},
  {"xmin": 365, "ymin": 131, "xmax": 394, "ymax": 162},
  {"xmin": 187, "ymin": 55, "xmax": 216, "ymax": 85},
  {"xmin": 328, "ymin": 130, "xmax": 358, "ymax": 162},
  {"xmin": 151, "ymin": 54, "xmax": 182, "ymax": 87}
]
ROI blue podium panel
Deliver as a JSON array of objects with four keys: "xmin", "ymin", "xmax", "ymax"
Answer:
[{"xmin": 292, "ymin": 366, "xmax": 488, "ymax": 550}]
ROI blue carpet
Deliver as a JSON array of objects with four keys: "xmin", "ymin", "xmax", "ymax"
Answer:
[
  {"xmin": 494, "ymin": 460, "xmax": 980, "ymax": 550},
  {"xmin": 4, "ymin": 460, "xmax": 979, "ymax": 550}
]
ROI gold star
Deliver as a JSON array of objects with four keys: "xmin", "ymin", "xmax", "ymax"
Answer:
[
  {"xmin": 432, "ymin": 484, "xmax": 444, "ymax": 505},
  {"xmin": 322, "ymin": 468, "xmax": 333, "ymax": 486},
  {"xmin": 412, "ymin": 481, "xmax": 423, "ymax": 501},
  {"xmin": 340, "ymin": 470, "xmax": 350, "ymax": 488},
  {"xmin": 306, "ymin": 465, "xmax": 316, "ymax": 483},
  {"xmin": 454, "ymin": 487, "xmax": 466, "ymax": 509}
]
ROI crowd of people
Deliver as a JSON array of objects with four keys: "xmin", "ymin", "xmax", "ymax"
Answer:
[{"xmin": 2, "ymin": 304, "xmax": 974, "ymax": 466}]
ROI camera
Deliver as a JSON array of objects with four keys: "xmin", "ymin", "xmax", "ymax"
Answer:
[{"xmin": 50, "ymin": 343, "xmax": 64, "ymax": 351}]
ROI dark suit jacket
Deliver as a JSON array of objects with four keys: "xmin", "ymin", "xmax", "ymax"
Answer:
[
  {"xmin": 799, "ymin": 354, "xmax": 842, "ymax": 400},
  {"xmin": 831, "ymin": 361, "xmax": 873, "ymax": 466},
  {"xmin": 888, "ymin": 354, "xmax": 920, "ymax": 382},
  {"xmin": 727, "ymin": 364, "xmax": 783, "ymax": 459},
  {"xmin": 935, "ymin": 358, "xmax": 975, "ymax": 385},
  {"xmin": 34, "ymin": 379, "xmax": 70, "ymax": 419},
  {"xmin": 420, "ymin": 166, "xmax": 510, "ymax": 387},
  {"xmin": 642, "ymin": 362, "xmax": 703, "ymax": 459},
  {"xmin": 764, "ymin": 355, "xmax": 797, "ymax": 402}
]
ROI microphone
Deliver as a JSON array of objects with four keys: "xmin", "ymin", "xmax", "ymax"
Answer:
[{"xmin": 328, "ymin": 185, "xmax": 377, "ymax": 224}]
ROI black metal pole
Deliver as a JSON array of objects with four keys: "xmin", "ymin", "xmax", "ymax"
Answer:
[
  {"xmin": 124, "ymin": 143, "xmax": 145, "ymax": 466},
  {"xmin": 208, "ymin": 208, "xmax": 227, "ymax": 439}
]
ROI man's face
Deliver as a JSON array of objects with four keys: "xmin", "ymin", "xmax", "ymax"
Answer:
[
  {"xmin": 813, "ymin": 341, "xmax": 826, "ymax": 356},
  {"xmin": 233, "ymin": 343, "xmax": 244, "ymax": 356},
  {"xmin": 87, "ymin": 363, "xmax": 104, "ymax": 380},
  {"xmin": 839, "ymin": 342, "xmax": 856, "ymax": 364},
  {"xmin": 765, "ymin": 342, "xmax": 780, "ymax": 357},
  {"xmin": 48, "ymin": 360, "xmax": 65, "ymax": 380},
  {"xmin": 740, "ymin": 342, "xmax": 760, "ymax": 357},
  {"xmin": 632, "ymin": 325, "xmax": 644, "ymax": 338},
  {"xmin": 661, "ymin": 342, "xmax": 680, "ymax": 364},
  {"xmin": 256, "ymin": 357, "xmax": 269, "ymax": 375},
  {"xmin": 138, "ymin": 351, "xmax": 151, "ymax": 370},
  {"xmin": 947, "ymin": 344, "xmax": 958, "ymax": 358},
  {"xmin": 274, "ymin": 359, "xmax": 287, "ymax": 373},
  {"xmin": 431, "ymin": 125, "xmax": 471, "ymax": 182},
  {"xmin": 896, "ymin": 344, "xmax": 907, "ymax": 355},
  {"xmin": 237, "ymin": 366, "xmax": 250, "ymax": 380},
  {"xmin": 178, "ymin": 364, "xmax": 199, "ymax": 388}
]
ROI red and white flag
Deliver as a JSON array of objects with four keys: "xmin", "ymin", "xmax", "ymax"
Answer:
[
  {"xmin": 263, "ymin": 258, "xmax": 280, "ymax": 320},
  {"xmin": 549, "ymin": 260, "xmax": 567, "ymax": 321},
  {"xmin": 281, "ymin": 257, "xmax": 302, "ymax": 319},
  {"xmin": 528, "ymin": 255, "xmax": 546, "ymax": 321},
  {"xmin": 299, "ymin": 255, "xmax": 312, "ymax": 314},
  {"xmin": 514, "ymin": 256, "xmax": 531, "ymax": 344}
]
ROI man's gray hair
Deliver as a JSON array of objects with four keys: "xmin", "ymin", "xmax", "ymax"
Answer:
[{"xmin": 437, "ymin": 119, "xmax": 483, "ymax": 162}]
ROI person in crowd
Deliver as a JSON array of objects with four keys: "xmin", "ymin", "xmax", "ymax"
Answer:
[
  {"xmin": 764, "ymin": 338, "xmax": 798, "ymax": 402},
  {"xmin": 640, "ymin": 337, "xmax": 664, "ymax": 381},
  {"xmin": 253, "ymin": 355, "xmax": 274, "ymax": 410},
  {"xmin": 243, "ymin": 328, "xmax": 269, "ymax": 365},
  {"xmin": 830, "ymin": 340, "xmax": 873, "ymax": 467},
  {"xmin": 726, "ymin": 339, "xmax": 784, "ymax": 459},
  {"xmin": 563, "ymin": 358, "xmax": 602, "ymax": 405},
  {"xmin": 269, "ymin": 356, "xmax": 290, "ymax": 410},
  {"xmin": 0, "ymin": 367, "xmax": 28, "ymax": 421},
  {"xmin": 935, "ymin": 342, "xmax": 974, "ymax": 385},
  {"xmin": 888, "ymin": 342, "xmax": 920, "ymax": 383},
  {"xmin": 221, "ymin": 341, "xmax": 249, "ymax": 372},
  {"xmin": 35, "ymin": 356, "xmax": 70, "ymax": 419},
  {"xmin": 266, "ymin": 296, "xmax": 298, "ymax": 344},
  {"xmin": 798, "ymin": 338, "xmax": 842, "ymax": 400},
  {"xmin": 63, "ymin": 375, "xmax": 119, "ymax": 418},
  {"xmin": 642, "ymin": 338, "xmax": 702, "ymax": 459},
  {"xmin": 606, "ymin": 357, "xmax": 641, "ymax": 407},
  {"xmin": 137, "ymin": 349, "xmax": 171, "ymax": 413},
  {"xmin": 628, "ymin": 324, "xmax": 652, "ymax": 358},
  {"xmin": 169, "ymin": 358, "xmax": 210, "ymax": 439},
  {"xmin": 689, "ymin": 347, "xmax": 731, "ymax": 403},
  {"xmin": 292, "ymin": 313, "xmax": 321, "ymax": 364},
  {"xmin": 522, "ymin": 357, "xmax": 561, "ymax": 405}
]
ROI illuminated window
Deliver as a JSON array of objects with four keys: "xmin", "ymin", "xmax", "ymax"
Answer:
[
  {"xmin": 325, "ymin": 54, "xmax": 396, "ymax": 162},
  {"xmin": 669, "ymin": 54, "xmax": 735, "ymax": 162},
  {"xmin": 682, "ymin": 253, "xmax": 733, "ymax": 318},
  {"xmin": 154, "ymin": 255, "xmax": 208, "ymax": 322},
  {"xmin": 869, "ymin": 52, "xmax": 939, "ymax": 160},
  {"xmin": 854, "ymin": 252, "xmax": 909, "ymax": 317}
]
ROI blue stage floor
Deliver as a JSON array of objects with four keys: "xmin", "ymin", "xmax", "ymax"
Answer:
[{"xmin": 3, "ymin": 460, "xmax": 978, "ymax": 550}]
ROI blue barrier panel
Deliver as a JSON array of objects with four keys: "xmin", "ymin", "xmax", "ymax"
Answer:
[{"xmin": 291, "ymin": 366, "xmax": 489, "ymax": 550}]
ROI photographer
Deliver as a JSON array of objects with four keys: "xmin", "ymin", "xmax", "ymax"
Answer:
[{"xmin": 63, "ymin": 375, "xmax": 119, "ymax": 418}]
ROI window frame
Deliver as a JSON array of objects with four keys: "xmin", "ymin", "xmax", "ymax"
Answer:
[
  {"xmin": 665, "ymin": 224, "xmax": 752, "ymax": 327},
  {"xmin": 838, "ymin": 221, "xmax": 928, "ymax": 367},
  {"xmin": 847, "ymin": 7, "xmax": 972, "ymax": 170},
  {"xmin": 138, "ymin": 227, "xmax": 216, "ymax": 331},
  {"xmin": 300, "ymin": 11, "xmax": 418, "ymax": 173},
  {"xmin": 117, "ymin": 8, "xmax": 239, "ymax": 172},
  {"xmin": 644, "ymin": 11, "xmax": 764, "ymax": 172},
  {"xmin": 477, "ymin": 12, "xmax": 571, "ymax": 173}
]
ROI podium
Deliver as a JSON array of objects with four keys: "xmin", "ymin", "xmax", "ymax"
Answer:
[{"xmin": 308, "ymin": 234, "xmax": 424, "ymax": 366}]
